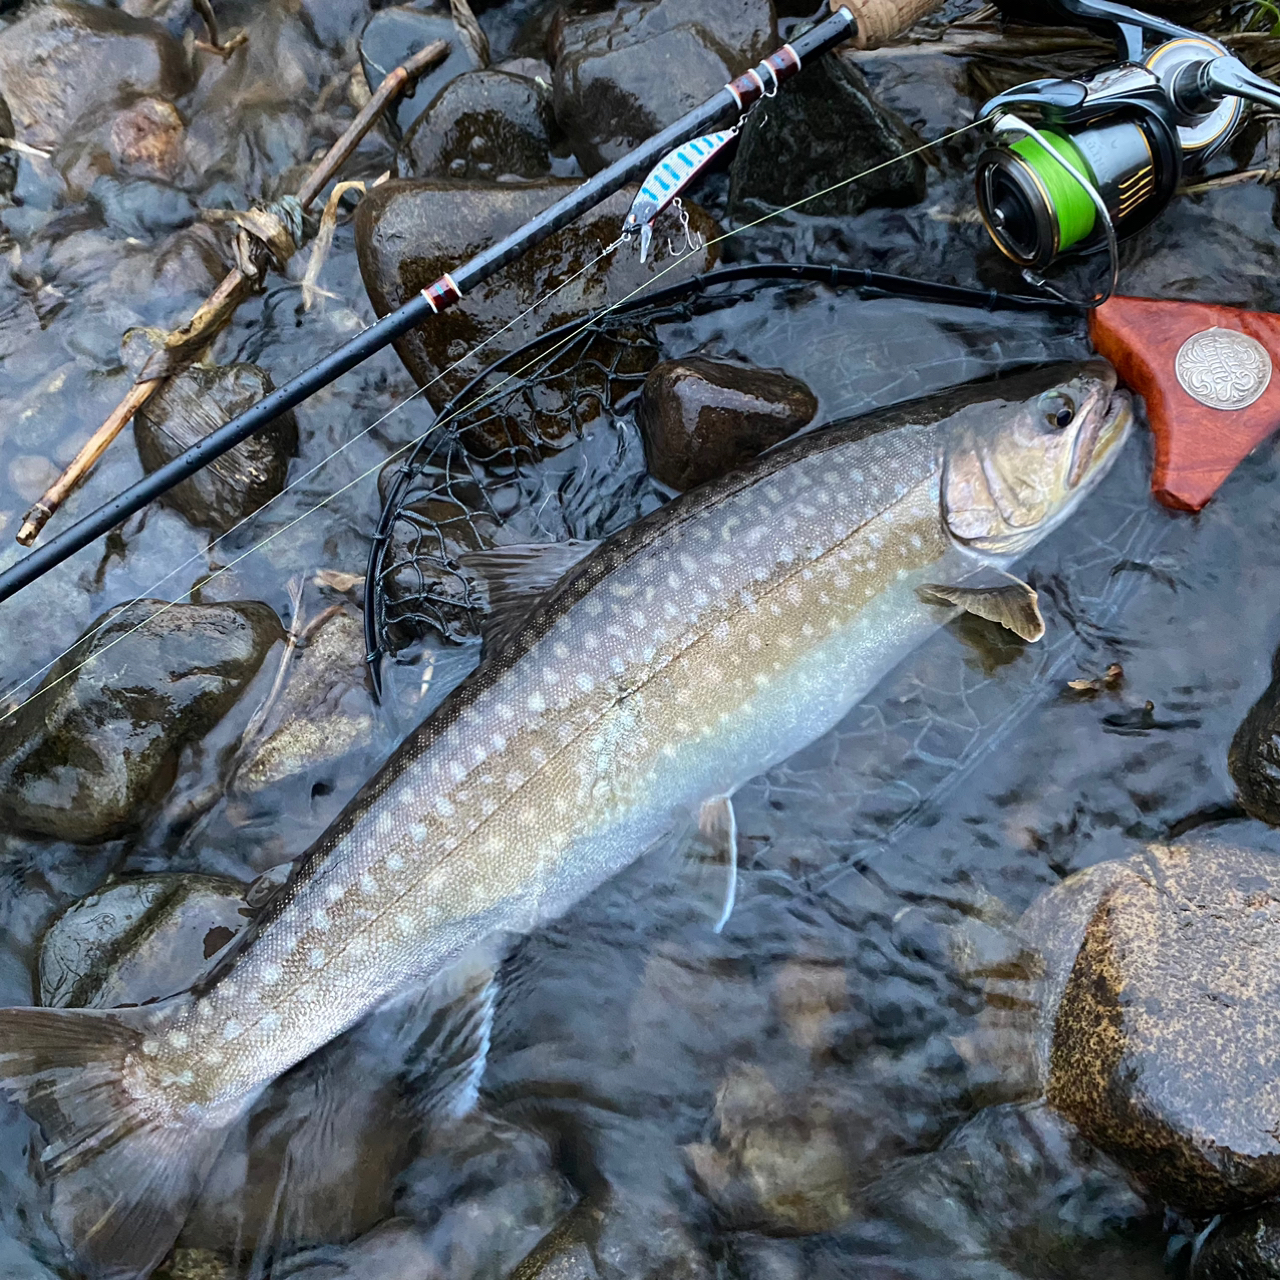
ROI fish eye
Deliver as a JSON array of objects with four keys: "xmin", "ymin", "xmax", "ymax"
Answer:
[{"xmin": 1039, "ymin": 392, "xmax": 1075, "ymax": 430}]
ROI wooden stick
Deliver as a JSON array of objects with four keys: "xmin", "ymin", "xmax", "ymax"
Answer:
[{"xmin": 16, "ymin": 38, "xmax": 448, "ymax": 547}]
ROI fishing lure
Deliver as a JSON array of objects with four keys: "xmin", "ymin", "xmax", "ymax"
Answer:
[{"xmin": 622, "ymin": 128, "xmax": 740, "ymax": 262}]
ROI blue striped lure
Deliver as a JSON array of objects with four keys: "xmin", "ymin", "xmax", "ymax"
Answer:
[{"xmin": 623, "ymin": 129, "xmax": 738, "ymax": 262}]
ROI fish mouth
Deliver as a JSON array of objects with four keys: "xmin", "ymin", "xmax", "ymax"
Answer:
[{"xmin": 1068, "ymin": 385, "xmax": 1133, "ymax": 489}]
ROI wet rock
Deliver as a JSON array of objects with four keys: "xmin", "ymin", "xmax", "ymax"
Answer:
[
  {"xmin": 636, "ymin": 357, "xmax": 817, "ymax": 491},
  {"xmin": 0, "ymin": 599, "xmax": 281, "ymax": 843},
  {"xmin": 863, "ymin": 1102, "xmax": 1153, "ymax": 1274},
  {"xmin": 38, "ymin": 874, "xmax": 250, "ymax": 1009},
  {"xmin": 401, "ymin": 70, "xmax": 553, "ymax": 180},
  {"xmin": 728, "ymin": 50, "xmax": 925, "ymax": 220},
  {"xmin": 59, "ymin": 95, "xmax": 186, "ymax": 197},
  {"xmin": 355, "ymin": 178, "xmax": 717, "ymax": 419},
  {"xmin": 229, "ymin": 609, "xmax": 375, "ymax": 804},
  {"xmin": 360, "ymin": 6, "xmax": 485, "ymax": 136},
  {"xmin": 1192, "ymin": 1203, "xmax": 1280, "ymax": 1279},
  {"xmin": 134, "ymin": 361, "xmax": 299, "ymax": 534},
  {"xmin": 508, "ymin": 1198, "xmax": 604, "ymax": 1279},
  {"xmin": 150, "ymin": 224, "xmax": 228, "ymax": 299},
  {"xmin": 685, "ymin": 1063, "xmax": 856, "ymax": 1235},
  {"xmin": 0, "ymin": 2, "xmax": 190, "ymax": 150},
  {"xmin": 1229, "ymin": 647, "xmax": 1280, "ymax": 824},
  {"xmin": 551, "ymin": 0, "xmax": 775, "ymax": 174},
  {"xmin": 1028, "ymin": 840, "xmax": 1280, "ymax": 1211},
  {"xmin": 7, "ymin": 454, "xmax": 58, "ymax": 504}
]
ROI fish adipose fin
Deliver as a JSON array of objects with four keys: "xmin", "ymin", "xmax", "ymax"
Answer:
[
  {"xmin": 698, "ymin": 796, "xmax": 738, "ymax": 934},
  {"xmin": 460, "ymin": 540, "xmax": 601, "ymax": 655},
  {"xmin": 0, "ymin": 1004, "xmax": 231, "ymax": 1280},
  {"xmin": 918, "ymin": 574, "xmax": 1046, "ymax": 643}
]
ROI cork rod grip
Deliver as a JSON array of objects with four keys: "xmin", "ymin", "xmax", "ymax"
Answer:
[{"xmin": 829, "ymin": 0, "xmax": 944, "ymax": 48}]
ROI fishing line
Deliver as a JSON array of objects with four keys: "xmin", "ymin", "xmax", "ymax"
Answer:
[
  {"xmin": 1, "ymin": 117, "xmax": 984, "ymax": 726},
  {"xmin": 0, "ymin": 236, "xmax": 627, "ymax": 718}
]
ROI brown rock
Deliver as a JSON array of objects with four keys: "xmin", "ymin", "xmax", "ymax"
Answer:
[
  {"xmin": 0, "ymin": 1, "xmax": 190, "ymax": 150},
  {"xmin": 134, "ymin": 362, "xmax": 298, "ymax": 534},
  {"xmin": 401, "ymin": 70, "xmax": 553, "ymax": 181},
  {"xmin": 1043, "ymin": 841, "xmax": 1280, "ymax": 1212},
  {"xmin": 354, "ymin": 179, "xmax": 718, "ymax": 425},
  {"xmin": 109, "ymin": 95, "xmax": 184, "ymax": 180},
  {"xmin": 636, "ymin": 357, "xmax": 817, "ymax": 491}
]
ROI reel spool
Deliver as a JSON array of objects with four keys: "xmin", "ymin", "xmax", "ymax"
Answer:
[{"xmin": 973, "ymin": 0, "xmax": 1280, "ymax": 287}]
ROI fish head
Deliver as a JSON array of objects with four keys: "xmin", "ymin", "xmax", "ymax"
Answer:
[{"xmin": 941, "ymin": 360, "xmax": 1133, "ymax": 555}]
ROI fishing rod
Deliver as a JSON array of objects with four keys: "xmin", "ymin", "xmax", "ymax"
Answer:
[{"xmin": 0, "ymin": 6, "xmax": 860, "ymax": 606}]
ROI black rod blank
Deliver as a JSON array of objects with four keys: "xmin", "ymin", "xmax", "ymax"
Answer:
[{"xmin": 0, "ymin": 9, "xmax": 857, "ymax": 606}]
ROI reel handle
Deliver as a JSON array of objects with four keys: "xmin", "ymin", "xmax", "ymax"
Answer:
[
  {"xmin": 827, "ymin": 0, "xmax": 946, "ymax": 49},
  {"xmin": 1172, "ymin": 54, "xmax": 1280, "ymax": 115}
]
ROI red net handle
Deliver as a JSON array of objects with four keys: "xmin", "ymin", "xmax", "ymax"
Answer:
[{"xmin": 829, "ymin": 0, "xmax": 944, "ymax": 49}]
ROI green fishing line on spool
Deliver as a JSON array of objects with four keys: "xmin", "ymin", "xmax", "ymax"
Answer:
[{"xmin": 1009, "ymin": 132, "xmax": 1096, "ymax": 251}]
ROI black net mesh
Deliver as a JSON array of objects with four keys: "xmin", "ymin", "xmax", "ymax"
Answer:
[{"xmin": 370, "ymin": 285, "xmax": 746, "ymax": 660}]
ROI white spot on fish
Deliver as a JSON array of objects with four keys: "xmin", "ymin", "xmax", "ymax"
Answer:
[
  {"xmin": 167, "ymin": 1030, "xmax": 189, "ymax": 1050},
  {"xmin": 387, "ymin": 852, "xmax": 405, "ymax": 872},
  {"xmin": 543, "ymin": 667, "xmax": 559, "ymax": 685},
  {"xmin": 142, "ymin": 1039, "xmax": 160, "ymax": 1057},
  {"xmin": 311, "ymin": 909, "xmax": 330, "ymax": 932},
  {"xmin": 506, "ymin": 770, "xmax": 525, "ymax": 790},
  {"xmin": 434, "ymin": 795, "xmax": 455, "ymax": 819},
  {"xmin": 576, "ymin": 672, "xmax": 594, "ymax": 692},
  {"xmin": 325, "ymin": 882, "xmax": 346, "ymax": 904},
  {"xmin": 553, "ymin": 642, "xmax": 569, "ymax": 659},
  {"xmin": 260, "ymin": 1012, "xmax": 281, "ymax": 1033},
  {"xmin": 396, "ymin": 914, "xmax": 415, "ymax": 935},
  {"xmin": 223, "ymin": 1020, "xmax": 243, "ymax": 1042},
  {"xmin": 497, "ymin": 702, "xmax": 514, "ymax": 722},
  {"xmin": 360, "ymin": 873, "xmax": 378, "ymax": 895},
  {"xmin": 491, "ymin": 733, "xmax": 506, "ymax": 752},
  {"xmin": 409, "ymin": 823, "xmax": 428, "ymax": 845}
]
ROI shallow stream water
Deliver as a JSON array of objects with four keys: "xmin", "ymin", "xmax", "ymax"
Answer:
[{"xmin": 3, "ymin": 0, "xmax": 1280, "ymax": 1276}]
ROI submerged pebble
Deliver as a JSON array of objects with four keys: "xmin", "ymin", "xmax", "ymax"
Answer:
[
  {"xmin": 39, "ymin": 874, "xmax": 250, "ymax": 1009},
  {"xmin": 636, "ymin": 356, "xmax": 818, "ymax": 491},
  {"xmin": 401, "ymin": 69, "xmax": 554, "ymax": 180},
  {"xmin": 0, "ymin": 0, "xmax": 190, "ymax": 150},
  {"xmin": 134, "ymin": 360, "xmax": 299, "ymax": 534},
  {"xmin": 1021, "ymin": 840, "xmax": 1280, "ymax": 1212},
  {"xmin": 550, "ymin": 0, "xmax": 774, "ymax": 174},
  {"xmin": 0, "ymin": 600, "xmax": 281, "ymax": 843}
]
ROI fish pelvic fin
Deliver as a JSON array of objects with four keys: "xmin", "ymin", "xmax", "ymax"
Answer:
[
  {"xmin": 698, "ymin": 796, "xmax": 739, "ymax": 934},
  {"xmin": 918, "ymin": 575, "xmax": 1046, "ymax": 643},
  {"xmin": 0, "ymin": 1004, "xmax": 232, "ymax": 1280}
]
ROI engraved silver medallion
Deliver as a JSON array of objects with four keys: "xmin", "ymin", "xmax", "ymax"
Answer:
[{"xmin": 1175, "ymin": 327, "xmax": 1272, "ymax": 411}]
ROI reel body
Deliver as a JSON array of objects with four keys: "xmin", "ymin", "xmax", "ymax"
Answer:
[{"xmin": 974, "ymin": 0, "xmax": 1279, "ymax": 284}]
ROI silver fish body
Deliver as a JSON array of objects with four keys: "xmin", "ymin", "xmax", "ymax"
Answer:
[{"xmin": 0, "ymin": 360, "xmax": 1132, "ymax": 1277}]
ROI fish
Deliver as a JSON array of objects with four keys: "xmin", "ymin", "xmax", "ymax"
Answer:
[{"xmin": 0, "ymin": 359, "xmax": 1131, "ymax": 1277}]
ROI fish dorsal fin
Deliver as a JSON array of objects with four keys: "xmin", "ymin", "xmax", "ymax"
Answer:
[
  {"xmin": 918, "ymin": 572, "xmax": 1045, "ymax": 643},
  {"xmin": 459, "ymin": 540, "xmax": 601, "ymax": 656}
]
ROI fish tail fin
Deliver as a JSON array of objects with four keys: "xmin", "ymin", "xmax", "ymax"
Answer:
[{"xmin": 0, "ymin": 1004, "xmax": 230, "ymax": 1280}]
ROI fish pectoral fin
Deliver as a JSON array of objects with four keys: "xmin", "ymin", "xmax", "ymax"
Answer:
[
  {"xmin": 918, "ymin": 576, "xmax": 1045, "ymax": 643},
  {"xmin": 698, "ymin": 795, "xmax": 739, "ymax": 934},
  {"xmin": 459, "ymin": 540, "xmax": 601, "ymax": 656},
  {"xmin": 0, "ymin": 1002, "xmax": 233, "ymax": 1278}
]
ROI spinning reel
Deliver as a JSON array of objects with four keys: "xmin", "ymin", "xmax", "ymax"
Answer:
[{"xmin": 975, "ymin": 0, "xmax": 1280, "ymax": 289}]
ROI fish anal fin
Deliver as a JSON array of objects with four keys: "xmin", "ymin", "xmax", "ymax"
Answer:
[
  {"xmin": 0, "ymin": 1004, "xmax": 232, "ymax": 1279},
  {"xmin": 459, "ymin": 540, "xmax": 600, "ymax": 656},
  {"xmin": 697, "ymin": 795, "xmax": 738, "ymax": 934},
  {"xmin": 919, "ymin": 576, "xmax": 1045, "ymax": 643}
]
